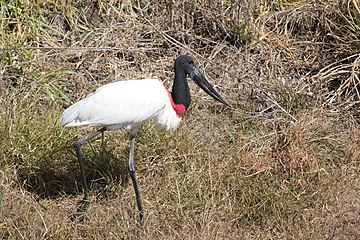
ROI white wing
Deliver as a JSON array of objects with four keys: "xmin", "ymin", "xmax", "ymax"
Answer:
[{"xmin": 61, "ymin": 79, "xmax": 169, "ymax": 130}]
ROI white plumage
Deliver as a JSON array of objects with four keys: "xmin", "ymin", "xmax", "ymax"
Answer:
[{"xmin": 61, "ymin": 79, "xmax": 182, "ymax": 131}]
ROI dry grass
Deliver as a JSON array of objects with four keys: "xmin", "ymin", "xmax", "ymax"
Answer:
[{"xmin": 1, "ymin": 0, "xmax": 359, "ymax": 239}]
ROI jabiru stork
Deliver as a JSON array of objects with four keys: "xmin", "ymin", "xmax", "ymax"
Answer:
[{"xmin": 61, "ymin": 55, "xmax": 228, "ymax": 222}]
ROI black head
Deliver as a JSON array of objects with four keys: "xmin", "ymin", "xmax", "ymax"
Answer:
[{"xmin": 174, "ymin": 55, "xmax": 229, "ymax": 106}]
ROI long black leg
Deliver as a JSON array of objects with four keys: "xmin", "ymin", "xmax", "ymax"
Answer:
[
  {"xmin": 128, "ymin": 134, "xmax": 144, "ymax": 223},
  {"xmin": 74, "ymin": 127, "xmax": 106, "ymax": 200}
]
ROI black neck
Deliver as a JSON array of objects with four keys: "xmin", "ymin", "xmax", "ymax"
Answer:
[{"xmin": 171, "ymin": 64, "xmax": 191, "ymax": 109}]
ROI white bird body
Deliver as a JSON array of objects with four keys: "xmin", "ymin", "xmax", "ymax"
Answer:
[{"xmin": 61, "ymin": 79, "xmax": 182, "ymax": 132}]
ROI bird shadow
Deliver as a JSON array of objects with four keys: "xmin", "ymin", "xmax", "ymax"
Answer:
[{"xmin": 16, "ymin": 144, "xmax": 130, "ymax": 206}]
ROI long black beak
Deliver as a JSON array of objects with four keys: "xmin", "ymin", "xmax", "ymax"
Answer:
[{"xmin": 190, "ymin": 65, "xmax": 229, "ymax": 106}]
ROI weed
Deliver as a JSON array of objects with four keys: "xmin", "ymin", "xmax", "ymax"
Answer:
[{"xmin": 229, "ymin": 21, "xmax": 258, "ymax": 47}]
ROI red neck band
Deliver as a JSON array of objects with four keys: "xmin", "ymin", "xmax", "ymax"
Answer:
[{"xmin": 165, "ymin": 88, "xmax": 186, "ymax": 117}]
